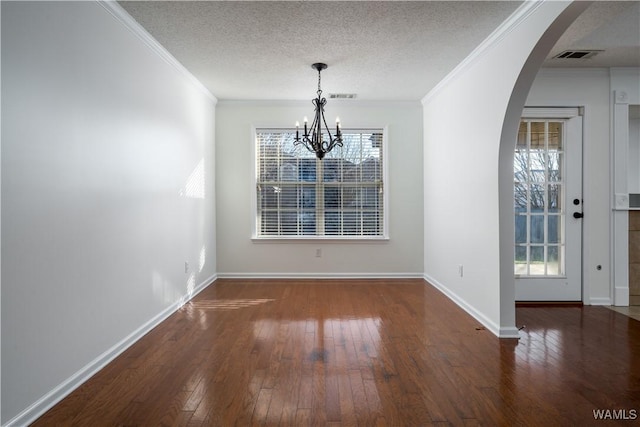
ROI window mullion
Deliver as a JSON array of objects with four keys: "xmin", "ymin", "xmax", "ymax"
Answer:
[
  {"xmin": 277, "ymin": 137, "xmax": 282, "ymax": 236},
  {"xmin": 316, "ymin": 159, "xmax": 325, "ymax": 236},
  {"xmin": 359, "ymin": 134, "xmax": 364, "ymax": 234}
]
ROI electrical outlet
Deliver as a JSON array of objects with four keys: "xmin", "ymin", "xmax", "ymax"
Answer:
[
  {"xmin": 315, "ymin": 248, "xmax": 322, "ymax": 258},
  {"xmin": 458, "ymin": 264, "xmax": 464, "ymax": 277}
]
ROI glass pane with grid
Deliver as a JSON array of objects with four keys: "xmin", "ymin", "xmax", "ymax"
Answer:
[
  {"xmin": 514, "ymin": 121, "xmax": 565, "ymax": 276},
  {"xmin": 256, "ymin": 129, "xmax": 384, "ymax": 237}
]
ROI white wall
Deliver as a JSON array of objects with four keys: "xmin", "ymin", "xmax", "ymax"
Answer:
[
  {"xmin": 422, "ymin": 1, "xmax": 587, "ymax": 337},
  {"xmin": 526, "ymin": 68, "xmax": 612, "ymax": 304},
  {"xmin": 216, "ymin": 101, "xmax": 423, "ymax": 276},
  {"xmin": 1, "ymin": 2, "xmax": 216, "ymax": 424}
]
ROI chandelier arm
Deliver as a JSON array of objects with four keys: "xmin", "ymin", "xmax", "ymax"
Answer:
[
  {"xmin": 320, "ymin": 103, "xmax": 342, "ymax": 150},
  {"xmin": 310, "ymin": 99, "xmax": 322, "ymax": 152},
  {"xmin": 293, "ymin": 129, "xmax": 315, "ymax": 154}
]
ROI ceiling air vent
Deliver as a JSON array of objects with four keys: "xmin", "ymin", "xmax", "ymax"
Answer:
[
  {"xmin": 553, "ymin": 50, "xmax": 601, "ymax": 59},
  {"xmin": 329, "ymin": 93, "xmax": 357, "ymax": 99}
]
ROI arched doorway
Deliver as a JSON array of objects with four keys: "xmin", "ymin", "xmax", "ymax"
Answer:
[{"xmin": 498, "ymin": 2, "xmax": 593, "ymax": 330}]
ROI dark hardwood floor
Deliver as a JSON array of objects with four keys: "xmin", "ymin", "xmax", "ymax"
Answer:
[{"xmin": 33, "ymin": 279, "xmax": 640, "ymax": 426}]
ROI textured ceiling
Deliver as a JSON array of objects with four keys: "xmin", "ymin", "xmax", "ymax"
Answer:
[
  {"xmin": 119, "ymin": 1, "xmax": 640, "ymax": 101},
  {"xmin": 119, "ymin": 1, "xmax": 521, "ymax": 101},
  {"xmin": 543, "ymin": 1, "xmax": 640, "ymax": 68}
]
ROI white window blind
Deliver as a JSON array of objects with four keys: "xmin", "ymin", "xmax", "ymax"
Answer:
[{"xmin": 255, "ymin": 128, "xmax": 385, "ymax": 238}]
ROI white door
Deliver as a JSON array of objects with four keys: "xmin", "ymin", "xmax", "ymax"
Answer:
[{"xmin": 515, "ymin": 109, "xmax": 583, "ymax": 301}]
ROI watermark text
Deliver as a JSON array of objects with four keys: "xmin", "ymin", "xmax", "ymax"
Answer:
[{"xmin": 593, "ymin": 409, "xmax": 637, "ymax": 421}]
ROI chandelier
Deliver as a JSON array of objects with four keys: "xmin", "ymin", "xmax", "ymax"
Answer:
[{"xmin": 294, "ymin": 63, "xmax": 343, "ymax": 160}]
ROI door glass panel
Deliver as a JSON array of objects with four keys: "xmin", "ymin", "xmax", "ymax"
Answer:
[
  {"xmin": 548, "ymin": 152, "xmax": 562, "ymax": 182},
  {"xmin": 548, "ymin": 215, "xmax": 560, "ymax": 244},
  {"xmin": 548, "ymin": 184, "xmax": 561, "ymax": 213},
  {"xmin": 530, "ymin": 215, "xmax": 544, "ymax": 243},
  {"xmin": 516, "ymin": 123, "xmax": 528, "ymax": 148},
  {"xmin": 530, "ymin": 122, "xmax": 546, "ymax": 148},
  {"xmin": 515, "ymin": 245, "xmax": 527, "ymax": 275},
  {"xmin": 530, "ymin": 246, "xmax": 544, "ymax": 275},
  {"xmin": 515, "ymin": 214, "xmax": 526, "ymax": 244},
  {"xmin": 515, "ymin": 120, "xmax": 566, "ymax": 276},
  {"xmin": 547, "ymin": 246, "xmax": 560, "ymax": 275},
  {"xmin": 529, "ymin": 184, "xmax": 545, "ymax": 210},
  {"xmin": 548, "ymin": 122, "xmax": 562, "ymax": 149}
]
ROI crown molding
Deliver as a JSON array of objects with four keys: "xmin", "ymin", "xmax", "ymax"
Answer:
[
  {"xmin": 422, "ymin": 0, "xmax": 544, "ymax": 106},
  {"xmin": 217, "ymin": 99, "xmax": 422, "ymax": 108},
  {"xmin": 97, "ymin": 0, "xmax": 217, "ymax": 104}
]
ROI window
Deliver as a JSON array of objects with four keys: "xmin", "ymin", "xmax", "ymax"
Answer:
[{"xmin": 254, "ymin": 128, "xmax": 386, "ymax": 239}]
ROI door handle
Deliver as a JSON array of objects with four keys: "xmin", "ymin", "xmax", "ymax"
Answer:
[{"xmin": 573, "ymin": 212, "xmax": 584, "ymax": 219}]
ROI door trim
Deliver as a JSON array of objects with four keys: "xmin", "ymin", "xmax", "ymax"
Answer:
[
  {"xmin": 515, "ymin": 107, "xmax": 584, "ymax": 301},
  {"xmin": 522, "ymin": 107, "xmax": 580, "ymax": 119}
]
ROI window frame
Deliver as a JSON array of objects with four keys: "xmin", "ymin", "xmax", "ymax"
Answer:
[{"xmin": 251, "ymin": 125, "xmax": 390, "ymax": 241}]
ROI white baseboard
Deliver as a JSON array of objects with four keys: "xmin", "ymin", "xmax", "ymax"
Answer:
[
  {"xmin": 4, "ymin": 274, "xmax": 217, "ymax": 427},
  {"xmin": 614, "ymin": 287, "xmax": 630, "ymax": 306},
  {"xmin": 216, "ymin": 272, "xmax": 424, "ymax": 279},
  {"xmin": 423, "ymin": 274, "xmax": 520, "ymax": 339},
  {"xmin": 498, "ymin": 326, "xmax": 521, "ymax": 339},
  {"xmin": 590, "ymin": 296, "xmax": 613, "ymax": 306}
]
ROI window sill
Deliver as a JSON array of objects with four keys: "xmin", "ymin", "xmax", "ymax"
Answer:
[{"xmin": 252, "ymin": 236, "xmax": 389, "ymax": 243}]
